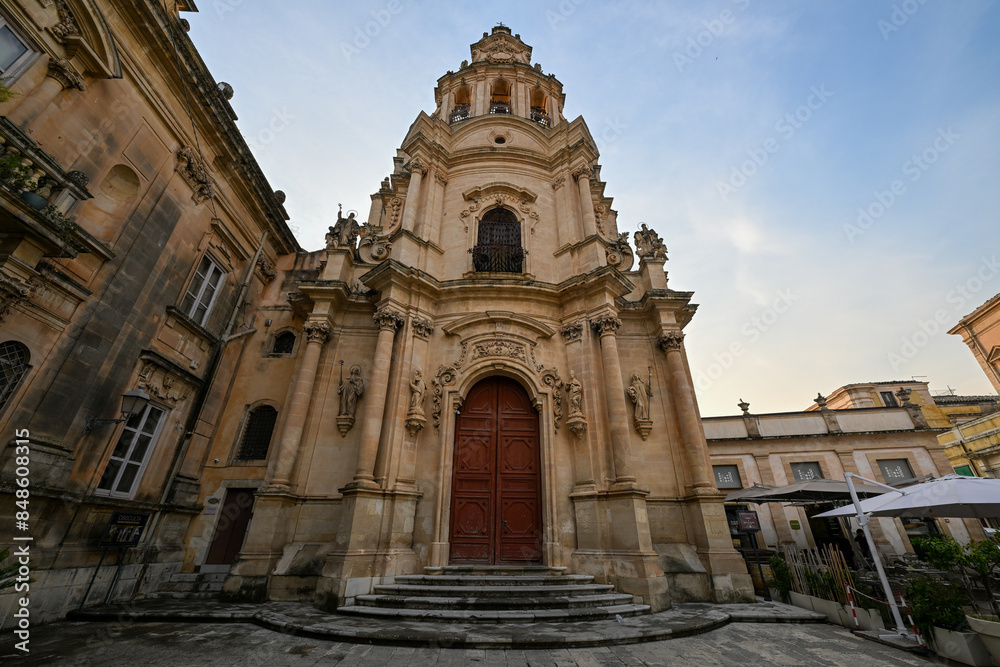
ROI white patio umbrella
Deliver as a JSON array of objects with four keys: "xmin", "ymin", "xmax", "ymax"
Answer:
[{"xmin": 814, "ymin": 473, "xmax": 1000, "ymax": 519}]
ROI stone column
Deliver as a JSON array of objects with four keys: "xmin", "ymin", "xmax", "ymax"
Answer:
[
  {"xmin": 591, "ymin": 314, "xmax": 635, "ymax": 485},
  {"xmin": 429, "ymin": 172, "xmax": 447, "ymax": 246},
  {"xmin": 657, "ymin": 331, "xmax": 715, "ymax": 490},
  {"xmin": 8, "ymin": 58, "xmax": 86, "ymax": 127},
  {"xmin": 268, "ymin": 319, "xmax": 330, "ymax": 488},
  {"xmin": 573, "ymin": 164, "xmax": 598, "ymax": 238},
  {"xmin": 400, "ymin": 159, "xmax": 426, "ymax": 234},
  {"xmin": 351, "ymin": 306, "xmax": 404, "ymax": 487}
]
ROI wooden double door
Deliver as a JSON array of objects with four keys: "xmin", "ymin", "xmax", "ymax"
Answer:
[{"xmin": 449, "ymin": 377, "xmax": 542, "ymax": 563}]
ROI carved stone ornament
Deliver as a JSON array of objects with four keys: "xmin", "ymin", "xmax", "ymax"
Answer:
[
  {"xmin": 47, "ymin": 58, "xmax": 85, "ymax": 91},
  {"xmin": 571, "ymin": 164, "xmax": 592, "ymax": 181},
  {"xmin": 656, "ymin": 330, "xmax": 685, "ymax": 352},
  {"xmin": 432, "ymin": 365, "xmax": 457, "ymax": 428},
  {"xmin": 412, "ymin": 317, "xmax": 434, "ymax": 340},
  {"xmin": 560, "ymin": 322, "xmax": 583, "ymax": 344},
  {"xmin": 634, "ymin": 223, "xmax": 668, "ymax": 261},
  {"xmin": 406, "ymin": 369, "xmax": 428, "ymax": 436},
  {"xmin": 590, "ymin": 314, "xmax": 621, "ymax": 337},
  {"xmin": 255, "ymin": 255, "xmax": 276, "ymax": 284},
  {"xmin": 472, "ymin": 33, "xmax": 532, "ymax": 65},
  {"xmin": 303, "ymin": 320, "xmax": 330, "ymax": 344},
  {"xmin": 406, "ymin": 158, "xmax": 427, "ymax": 175},
  {"xmin": 176, "ymin": 146, "xmax": 213, "ymax": 204},
  {"xmin": 0, "ymin": 275, "xmax": 35, "ymax": 325},
  {"xmin": 459, "ymin": 194, "xmax": 539, "ymax": 233},
  {"xmin": 551, "ymin": 176, "xmax": 565, "ymax": 190},
  {"xmin": 51, "ymin": 1, "xmax": 80, "ymax": 41},
  {"xmin": 434, "ymin": 172, "xmax": 449, "ymax": 187},
  {"xmin": 374, "ymin": 307, "xmax": 404, "ymax": 332},
  {"xmin": 471, "ymin": 340, "xmax": 527, "ymax": 364},
  {"xmin": 358, "ymin": 223, "xmax": 392, "ymax": 263},
  {"xmin": 337, "ymin": 364, "xmax": 364, "ymax": 436},
  {"xmin": 137, "ymin": 363, "xmax": 190, "ymax": 407},
  {"xmin": 540, "ymin": 369, "xmax": 563, "ymax": 429},
  {"xmin": 605, "ymin": 232, "xmax": 635, "ymax": 272}
]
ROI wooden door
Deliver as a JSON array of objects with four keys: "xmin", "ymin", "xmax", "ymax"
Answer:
[
  {"xmin": 205, "ymin": 488, "xmax": 255, "ymax": 565},
  {"xmin": 449, "ymin": 377, "xmax": 541, "ymax": 563}
]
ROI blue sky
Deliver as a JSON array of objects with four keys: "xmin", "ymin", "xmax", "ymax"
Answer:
[{"xmin": 188, "ymin": 1, "xmax": 999, "ymax": 416}]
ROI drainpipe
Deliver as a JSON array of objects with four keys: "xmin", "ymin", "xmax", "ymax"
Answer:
[{"xmin": 146, "ymin": 233, "xmax": 268, "ymax": 542}]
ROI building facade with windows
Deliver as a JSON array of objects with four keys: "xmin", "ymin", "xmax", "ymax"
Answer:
[
  {"xmin": 950, "ymin": 293, "xmax": 1000, "ymax": 396},
  {"xmin": 0, "ymin": 0, "xmax": 296, "ymax": 627},
  {"xmin": 708, "ymin": 394, "xmax": 984, "ymax": 564},
  {"xmin": 199, "ymin": 26, "xmax": 752, "ymax": 612}
]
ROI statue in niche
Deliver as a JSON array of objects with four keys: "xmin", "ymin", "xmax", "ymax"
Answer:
[
  {"xmin": 328, "ymin": 205, "xmax": 360, "ymax": 248},
  {"xmin": 406, "ymin": 368, "xmax": 428, "ymax": 435},
  {"xmin": 634, "ymin": 223, "xmax": 667, "ymax": 261},
  {"xmin": 339, "ymin": 365, "xmax": 364, "ymax": 417},
  {"xmin": 566, "ymin": 370, "xmax": 583, "ymax": 417},
  {"xmin": 408, "ymin": 369, "xmax": 426, "ymax": 415},
  {"xmin": 627, "ymin": 372, "xmax": 651, "ymax": 422}
]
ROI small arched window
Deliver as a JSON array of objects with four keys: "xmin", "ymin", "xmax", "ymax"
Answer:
[
  {"xmin": 530, "ymin": 88, "xmax": 549, "ymax": 127},
  {"xmin": 271, "ymin": 331, "xmax": 295, "ymax": 356},
  {"xmin": 0, "ymin": 340, "xmax": 30, "ymax": 415},
  {"xmin": 472, "ymin": 207, "xmax": 523, "ymax": 273},
  {"xmin": 235, "ymin": 405, "xmax": 278, "ymax": 461},
  {"xmin": 450, "ymin": 84, "xmax": 471, "ymax": 123},
  {"xmin": 490, "ymin": 79, "xmax": 511, "ymax": 115}
]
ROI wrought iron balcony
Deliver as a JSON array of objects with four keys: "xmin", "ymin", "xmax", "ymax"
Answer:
[
  {"xmin": 449, "ymin": 103, "xmax": 471, "ymax": 123},
  {"xmin": 470, "ymin": 243, "xmax": 526, "ymax": 273},
  {"xmin": 530, "ymin": 107, "xmax": 550, "ymax": 127},
  {"xmin": 489, "ymin": 101, "xmax": 511, "ymax": 115}
]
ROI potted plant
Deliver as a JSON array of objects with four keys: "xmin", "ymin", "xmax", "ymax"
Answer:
[
  {"xmin": 907, "ymin": 575, "xmax": 991, "ymax": 666},
  {"xmin": 767, "ymin": 556, "xmax": 792, "ymax": 603},
  {"xmin": 960, "ymin": 537, "xmax": 1000, "ymax": 663}
]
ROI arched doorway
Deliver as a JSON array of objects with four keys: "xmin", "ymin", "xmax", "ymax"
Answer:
[{"xmin": 449, "ymin": 376, "xmax": 542, "ymax": 563}]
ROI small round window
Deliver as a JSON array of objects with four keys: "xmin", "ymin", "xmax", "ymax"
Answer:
[{"xmin": 494, "ymin": 137, "xmax": 506, "ymax": 144}]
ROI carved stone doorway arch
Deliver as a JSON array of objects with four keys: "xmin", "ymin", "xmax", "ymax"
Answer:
[{"xmin": 449, "ymin": 376, "xmax": 542, "ymax": 563}]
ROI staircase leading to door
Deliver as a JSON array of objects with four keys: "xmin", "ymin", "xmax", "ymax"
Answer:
[{"xmin": 337, "ymin": 565, "xmax": 651, "ymax": 622}]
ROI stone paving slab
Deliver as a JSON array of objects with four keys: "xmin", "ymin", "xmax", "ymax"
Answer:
[
  {"xmin": 0, "ymin": 619, "xmax": 937, "ymax": 666},
  {"xmin": 66, "ymin": 598, "xmax": 827, "ymax": 649}
]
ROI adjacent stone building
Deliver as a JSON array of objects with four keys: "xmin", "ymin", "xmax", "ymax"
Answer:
[
  {"xmin": 0, "ymin": 0, "xmax": 295, "ymax": 627},
  {"xmin": 203, "ymin": 26, "xmax": 753, "ymax": 611},
  {"xmin": 950, "ymin": 293, "xmax": 1000, "ymax": 396}
]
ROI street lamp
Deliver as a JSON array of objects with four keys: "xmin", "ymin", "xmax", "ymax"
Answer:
[{"xmin": 84, "ymin": 389, "xmax": 150, "ymax": 434}]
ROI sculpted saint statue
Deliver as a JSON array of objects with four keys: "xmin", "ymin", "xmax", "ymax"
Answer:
[
  {"xmin": 328, "ymin": 209, "xmax": 361, "ymax": 248},
  {"xmin": 408, "ymin": 369, "xmax": 426, "ymax": 414},
  {"xmin": 339, "ymin": 365, "xmax": 364, "ymax": 417},
  {"xmin": 566, "ymin": 370, "xmax": 583, "ymax": 417},
  {"xmin": 627, "ymin": 372, "xmax": 651, "ymax": 421}
]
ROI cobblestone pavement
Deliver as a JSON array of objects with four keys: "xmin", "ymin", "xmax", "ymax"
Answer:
[{"xmin": 1, "ymin": 620, "xmax": 936, "ymax": 666}]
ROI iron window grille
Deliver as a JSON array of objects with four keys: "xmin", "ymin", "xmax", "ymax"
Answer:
[
  {"xmin": 271, "ymin": 331, "xmax": 295, "ymax": 355},
  {"xmin": 471, "ymin": 207, "xmax": 525, "ymax": 273},
  {"xmin": 0, "ymin": 340, "xmax": 29, "ymax": 414},
  {"xmin": 236, "ymin": 405, "xmax": 278, "ymax": 460},
  {"xmin": 530, "ymin": 106, "xmax": 550, "ymax": 127},
  {"xmin": 449, "ymin": 103, "xmax": 471, "ymax": 123}
]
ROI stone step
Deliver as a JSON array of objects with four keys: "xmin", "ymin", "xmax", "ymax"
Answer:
[
  {"xmin": 394, "ymin": 573, "xmax": 595, "ymax": 587},
  {"xmin": 145, "ymin": 591, "xmax": 220, "ymax": 600},
  {"xmin": 430, "ymin": 565, "xmax": 567, "ymax": 576},
  {"xmin": 168, "ymin": 572, "xmax": 228, "ymax": 584},
  {"xmin": 337, "ymin": 602, "xmax": 651, "ymax": 624},
  {"xmin": 354, "ymin": 592, "xmax": 637, "ymax": 610},
  {"xmin": 156, "ymin": 581, "xmax": 225, "ymax": 593},
  {"xmin": 372, "ymin": 583, "xmax": 615, "ymax": 598}
]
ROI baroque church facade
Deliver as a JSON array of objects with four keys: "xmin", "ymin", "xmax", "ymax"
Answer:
[
  {"xmin": 0, "ymin": 5, "xmax": 750, "ymax": 628},
  {"xmin": 208, "ymin": 26, "xmax": 752, "ymax": 611}
]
